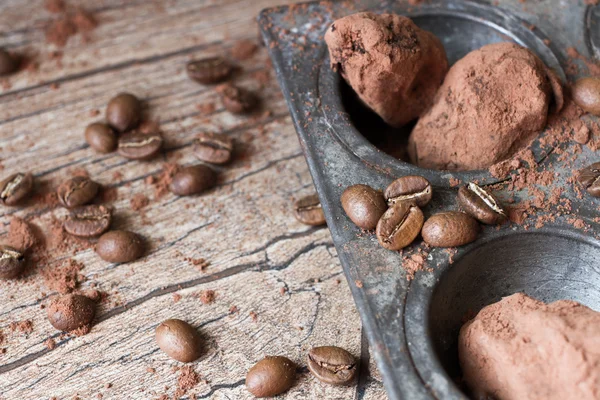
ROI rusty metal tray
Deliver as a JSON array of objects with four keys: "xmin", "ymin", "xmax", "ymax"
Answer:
[{"xmin": 259, "ymin": 1, "xmax": 600, "ymax": 398}]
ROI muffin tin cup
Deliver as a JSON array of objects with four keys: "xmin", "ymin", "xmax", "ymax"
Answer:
[{"xmin": 260, "ymin": 0, "xmax": 600, "ymax": 399}]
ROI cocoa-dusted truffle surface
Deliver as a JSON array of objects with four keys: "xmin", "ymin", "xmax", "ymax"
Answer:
[
  {"xmin": 324, "ymin": 12, "xmax": 448, "ymax": 128},
  {"xmin": 459, "ymin": 293, "xmax": 600, "ymax": 400},
  {"xmin": 408, "ymin": 42, "xmax": 564, "ymax": 171}
]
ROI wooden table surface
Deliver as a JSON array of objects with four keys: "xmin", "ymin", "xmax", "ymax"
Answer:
[{"xmin": 0, "ymin": 0, "xmax": 388, "ymax": 399}]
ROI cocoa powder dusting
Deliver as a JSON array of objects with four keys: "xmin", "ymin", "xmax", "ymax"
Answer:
[
  {"xmin": 174, "ymin": 366, "xmax": 200, "ymax": 398},
  {"xmin": 42, "ymin": 259, "xmax": 85, "ymax": 294},
  {"xmin": 7, "ymin": 217, "xmax": 37, "ymax": 253}
]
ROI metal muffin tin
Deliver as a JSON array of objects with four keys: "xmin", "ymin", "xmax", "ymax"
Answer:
[{"xmin": 259, "ymin": 1, "xmax": 600, "ymax": 399}]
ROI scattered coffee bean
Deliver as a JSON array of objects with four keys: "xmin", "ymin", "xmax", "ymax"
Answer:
[
  {"xmin": 341, "ymin": 184, "xmax": 387, "ymax": 230},
  {"xmin": 458, "ymin": 182, "xmax": 507, "ymax": 225},
  {"xmin": 422, "ymin": 211, "xmax": 479, "ymax": 248},
  {"xmin": 307, "ymin": 346, "xmax": 357, "ymax": 386},
  {"xmin": 0, "ymin": 245, "xmax": 25, "ymax": 279},
  {"xmin": 47, "ymin": 293, "xmax": 96, "ymax": 332},
  {"xmin": 106, "ymin": 93, "xmax": 141, "ymax": 132},
  {"xmin": 294, "ymin": 194, "xmax": 326, "ymax": 226},
  {"xmin": 578, "ymin": 162, "xmax": 600, "ymax": 197},
  {"xmin": 384, "ymin": 175, "xmax": 432, "ymax": 207},
  {"xmin": 0, "ymin": 172, "xmax": 33, "ymax": 206},
  {"xmin": 193, "ymin": 132, "xmax": 233, "ymax": 164},
  {"xmin": 246, "ymin": 356, "xmax": 296, "ymax": 397},
  {"xmin": 96, "ymin": 230, "xmax": 144, "ymax": 263},
  {"xmin": 0, "ymin": 48, "xmax": 18, "ymax": 76},
  {"xmin": 572, "ymin": 77, "xmax": 600, "ymax": 117},
  {"xmin": 57, "ymin": 176, "xmax": 99, "ymax": 208},
  {"xmin": 169, "ymin": 165, "xmax": 216, "ymax": 196},
  {"xmin": 155, "ymin": 319, "xmax": 203, "ymax": 363},
  {"xmin": 85, "ymin": 123, "xmax": 117, "ymax": 153},
  {"xmin": 64, "ymin": 205, "xmax": 112, "ymax": 238},
  {"xmin": 376, "ymin": 202, "xmax": 424, "ymax": 251},
  {"xmin": 186, "ymin": 57, "xmax": 232, "ymax": 84},
  {"xmin": 219, "ymin": 84, "xmax": 256, "ymax": 114},
  {"xmin": 118, "ymin": 131, "xmax": 163, "ymax": 160}
]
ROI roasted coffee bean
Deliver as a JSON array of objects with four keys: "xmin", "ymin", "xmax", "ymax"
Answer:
[
  {"xmin": 186, "ymin": 57, "xmax": 232, "ymax": 84},
  {"xmin": 85, "ymin": 123, "xmax": 117, "ymax": 153},
  {"xmin": 118, "ymin": 131, "xmax": 163, "ymax": 160},
  {"xmin": 193, "ymin": 132, "xmax": 233, "ymax": 164},
  {"xmin": 0, "ymin": 48, "xmax": 18, "ymax": 76},
  {"xmin": 0, "ymin": 245, "xmax": 25, "ymax": 279},
  {"xmin": 376, "ymin": 202, "xmax": 424, "ymax": 250},
  {"xmin": 96, "ymin": 230, "xmax": 144, "ymax": 263},
  {"xmin": 246, "ymin": 356, "xmax": 296, "ymax": 397},
  {"xmin": 307, "ymin": 346, "xmax": 357, "ymax": 386},
  {"xmin": 384, "ymin": 175, "xmax": 432, "ymax": 207},
  {"xmin": 64, "ymin": 205, "xmax": 112, "ymax": 238},
  {"xmin": 0, "ymin": 172, "xmax": 33, "ymax": 206},
  {"xmin": 47, "ymin": 293, "xmax": 96, "ymax": 332},
  {"xmin": 155, "ymin": 319, "xmax": 203, "ymax": 362},
  {"xmin": 219, "ymin": 84, "xmax": 256, "ymax": 114},
  {"xmin": 573, "ymin": 77, "xmax": 600, "ymax": 117},
  {"xmin": 458, "ymin": 182, "xmax": 507, "ymax": 225},
  {"xmin": 422, "ymin": 211, "xmax": 479, "ymax": 248},
  {"xmin": 106, "ymin": 93, "xmax": 141, "ymax": 132},
  {"xmin": 341, "ymin": 184, "xmax": 387, "ymax": 230},
  {"xmin": 169, "ymin": 165, "xmax": 216, "ymax": 196},
  {"xmin": 57, "ymin": 176, "xmax": 99, "ymax": 208},
  {"xmin": 294, "ymin": 194, "xmax": 326, "ymax": 226},
  {"xmin": 578, "ymin": 162, "xmax": 600, "ymax": 197}
]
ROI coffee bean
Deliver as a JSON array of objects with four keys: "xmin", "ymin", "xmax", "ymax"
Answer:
[
  {"xmin": 457, "ymin": 182, "xmax": 507, "ymax": 225},
  {"xmin": 246, "ymin": 356, "xmax": 296, "ymax": 397},
  {"xmin": 0, "ymin": 172, "xmax": 33, "ymax": 206},
  {"xmin": 96, "ymin": 230, "xmax": 144, "ymax": 263},
  {"xmin": 376, "ymin": 202, "xmax": 424, "ymax": 250},
  {"xmin": 0, "ymin": 48, "xmax": 18, "ymax": 76},
  {"xmin": 294, "ymin": 194, "xmax": 326, "ymax": 226},
  {"xmin": 155, "ymin": 319, "xmax": 203, "ymax": 363},
  {"xmin": 578, "ymin": 162, "xmax": 600, "ymax": 197},
  {"xmin": 573, "ymin": 77, "xmax": 600, "ymax": 117},
  {"xmin": 64, "ymin": 205, "xmax": 112, "ymax": 238},
  {"xmin": 57, "ymin": 176, "xmax": 99, "ymax": 208},
  {"xmin": 384, "ymin": 175, "xmax": 432, "ymax": 207},
  {"xmin": 193, "ymin": 132, "xmax": 233, "ymax": 164},
  {"xmin": 186, "ymin": 57, "xmax": 232, "ymax": 84},
  {"xmin": 341, "ymin": 184, "xmax": 387, "ymax": 230},
  {"xmin": 219, "ymin": 84, "xmax": 256, "ymax": 114},
  {"xmin": 307, "ymin": 346, "xmax": 357, "ymax": 386},
  {"xmin": 85, "ymin": 123, "xmax": 117, "ymax": 153},
  {"xmin": 118, "ymin": 131, "xmax": 163, "ymax": 160},
  {"xmin": 422, "ymin": 211, "xmax": 479, "ymax": 248},
  {"xmin": 47, "ymin": 293, "xmax": 96, "ymax": 332},
  {"xmin": 169, "ymin": 165, "xmax": 216, "ymax": 196},
  {"xmin": 106, "ymin": 93, "xmax": 141, "ymax": 132},
  {"xmin": 0, "ymin": 245, "xmax": 25, "ymax": 279}
]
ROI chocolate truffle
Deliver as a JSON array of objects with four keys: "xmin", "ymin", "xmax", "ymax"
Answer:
[
  {"xmin": 408, "ymin": 42, "xmax": 564, "ymax": 170},
  {"xmin": 324, "ymin": 12, "xmax": 448, "ymax": 128},
  {"xmin": 459, "ymin": 293, "xmax": 600, "ymax": 400}
]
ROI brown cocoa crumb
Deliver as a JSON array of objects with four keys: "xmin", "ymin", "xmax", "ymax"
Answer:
[
  {"xmin": 130, "ymin": 193, "xmax": 150, "ymax": 211},
  {"xmin": 174, "ymin": 366, "xmax": 200, "ymax": 398},
  {"xmin": 146, "ymin": 367, "xmax": 156, "ymax": 374},
  {"xmin": 355, "ymin": 280, "xmax": 363, "ymax": 288},
  {"xmin": 148, "ymin": 162, "xmax": 181, "ymax": 198},
  {"xmin": 172, "ymin": 293, "xmax": 182, "ymax": 303},
  {"xmin": 45, "ymin": 338, "xmax": 57, "ymax": 350},
  {"xmin": 7, "ymin": 217, "xmax": 37, "ymax": 253},
  {"xmin": 10, "ymin": 320, "xmax": 33, "ymax": 335},
  {"xmin": 184, "ymin": 257, "xmax": 209, "ymax": 271},
  {"xmin": 197, "ymin": 290, "xmax": 216, "ymax": 304},
  {"xmin": 249, "ymin": 311, "xmax": 258, "ymax": 321},
  {"xmin": 45, "ymin": 18, "xmax": 76, "ymax": 47},
  {"xmin": 229, "ymin": 305, "xmax": 239, "ymax": 314},
  {"xmin": 42, "ymin": 258, "xmax": 85, "ymax": 294}
]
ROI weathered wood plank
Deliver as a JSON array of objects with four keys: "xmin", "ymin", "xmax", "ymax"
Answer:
[{"xmin": 0, "ymin": 0, "xmax": 388, "ymax": 398}]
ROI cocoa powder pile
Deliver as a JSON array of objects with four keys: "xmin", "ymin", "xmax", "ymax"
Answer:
[
  {"xmin": 408, "ymin": 42, "xmax": 563, "ymax": 170},
  {"xmin": 459, "ymin": 293, "xmax": 600, "ymax": 400},
  {"xmin": 325, "ymin": 12, "xmax": 448, "ymax": 128}
]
